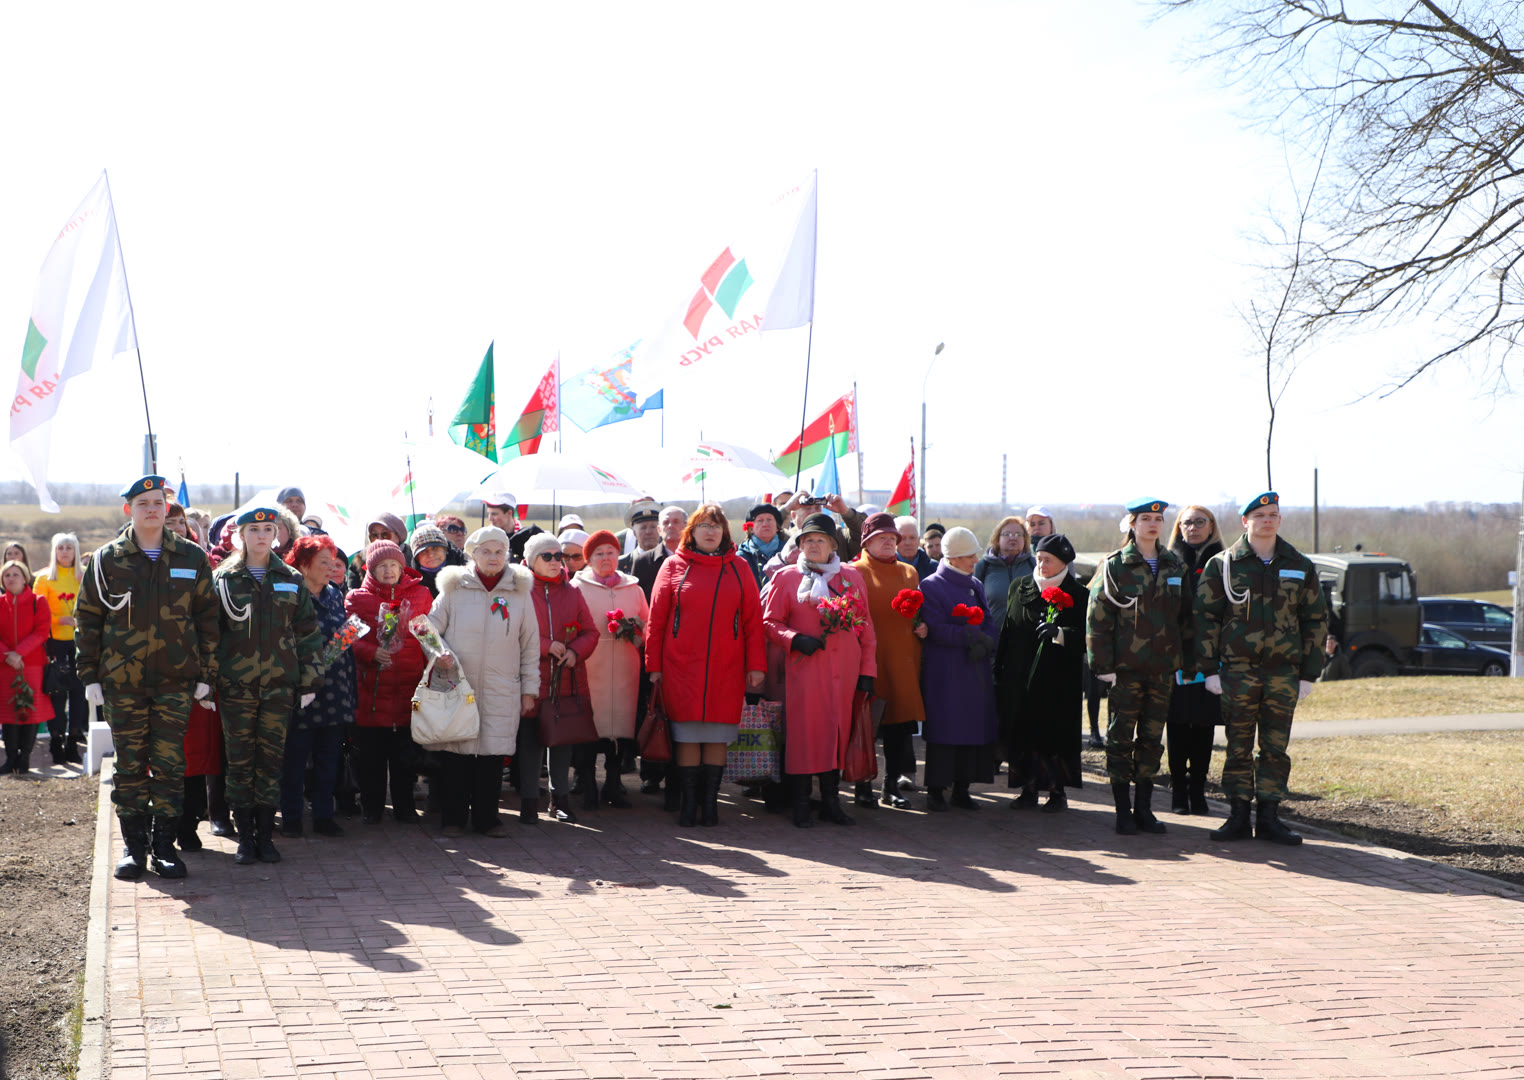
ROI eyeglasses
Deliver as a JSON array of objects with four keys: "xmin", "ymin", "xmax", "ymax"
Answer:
[
  {"xmin": 1180, "ymin": 518, "xmax": 1210, "ymax": 528},
  {"xmin": 999, "ymin": 531, "xmax": 1025, "ymax": 540}
]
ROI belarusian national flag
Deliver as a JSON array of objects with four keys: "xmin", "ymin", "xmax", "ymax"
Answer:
[
  {"xmin": 500, "ymin": 356, "xmax": 560, "ymax": 460},
  {"xmin": 887, "ymin": 453, "xmax": 916, "ymax": 517},
  {"xmin": 773, "ymin": 390, "xmax": 856, "ymax": 478},
  {"xmin": 448, "ymin": 343, "xmax": 497, "ymax": 461}
]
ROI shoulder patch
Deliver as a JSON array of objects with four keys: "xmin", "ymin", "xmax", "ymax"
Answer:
[
  {"xmin": 273, "ymin": 582, "xmax": 299, "ymax": 593},
  {"xmin": 170, "ymin": 568, "xmax": 197, "ymax": 580},
  {"xmin": 1278, "ymin": 569, "xmax": 1305, "ymax": 581},
  {"xmin": 1166, "ymin": 576, "xmax": 1182, "ymax": 586}
]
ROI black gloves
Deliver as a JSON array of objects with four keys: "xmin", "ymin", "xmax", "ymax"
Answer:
[
  {"xmin": 1036, "ymin": 621, "xmax": 1061, "ymax": 644},
  {"xmin": 856, "ymin": 675, "xmax": 875, "ymax": 695},
  {"xmin": 791, "ymin": 635, "xmax": 824, "ymax": 656}
]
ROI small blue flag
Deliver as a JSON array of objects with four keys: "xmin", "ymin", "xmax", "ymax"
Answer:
[
  {"xmin": 177, "ymin": 478, "xmax": 190, "ymax": 505},
  {"xmin": 814, "ymin": 443, "xmax": 840, "ymax": 497}
]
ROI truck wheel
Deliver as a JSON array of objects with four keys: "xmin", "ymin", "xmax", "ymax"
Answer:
[
  {"xmin": 1351, "ymin": 650, "xmax": 1399, "ymax": 678},
  {"xmin": 1481, "ymin": 660, "xmax": 1508, "ymax": 677}
]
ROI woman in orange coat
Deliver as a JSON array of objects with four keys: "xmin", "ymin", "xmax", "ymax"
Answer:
[{"xmin": 1, "ymin": 560, "xmax": 56, "ymax": 776}]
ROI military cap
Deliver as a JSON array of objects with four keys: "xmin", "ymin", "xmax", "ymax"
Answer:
[
  {"xmin": 625, "ymin": 499, "xmax": 662, "ymax": 527},
  {"xmin": 121, "ymin": 475, "xmax": 169, "ymax": 500},
  {"xmin": 1240, "ymin": 491, "xmax": 1279, "ymax": 517},
  {"xmin": 1126, "ymin": 498, "xmax": 1169, "ymax": 515},
  {"xmin": 237, "ymin": 506, "xmax": 280, "ymax": 526}
]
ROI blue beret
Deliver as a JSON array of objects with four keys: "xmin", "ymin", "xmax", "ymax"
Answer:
[
  {"xmin": 237, "ymin": 507, "xmax": 280, "ymax": 526},
  {"xmin": 1240, "ymin": 491, "xmax": 1279, "ymax": 517},
  {"xmin": 120, "ymin": 475, "xmax": 168, "ymax": 500},
  {"xmin": 1126, "ymin": 498, "xmax": 1168, "ymax": 515}
]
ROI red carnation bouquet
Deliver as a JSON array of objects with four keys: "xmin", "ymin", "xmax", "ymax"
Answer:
[
  {"xmin": 891, "ymin": 588, "xmax": 925, "ymax": 628},
  {"xmin": 605, "ymin": 607, "xmax": 644, "ymax": 644},
  {"xmin": 951, "ymin": 602, "xmax": 985, "ymax": 627},
  {"xmin": 562, "ymin": 621, "xmax": 583, "ymax": 643},
  {"xmin": 817, "ymin": 593, "xmax": 868, "ymax": 640},
  {"xmin": 11, "ymin": 672, "xmax": 34, "ymax": 722},
  {"xmin": 1028, "ymin": 586, "xmax": 1075, "ymax": 685}
]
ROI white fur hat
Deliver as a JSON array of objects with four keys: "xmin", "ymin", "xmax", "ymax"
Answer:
[
  {"xmin": 940, "ymin": 526, "xmax": 981, "ymax": 560},
  {"xmin": 463, "ymin": 525, "xmax": 510, "ymax": 558}
]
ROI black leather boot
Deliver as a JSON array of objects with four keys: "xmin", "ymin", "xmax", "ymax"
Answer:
[
  {"xmin": 255, "ymin": 806, "xmax": 281, "ymax": 862},
  {"xmin": 792, "ymin": 774, "xmax": 816, "ymax": 828},
  {"xmin": 676, "ymin": 765, "xmax": 701, "ymax": 827},
  {"xmin": 519, "ymin": 797, "xmax": 539, "ymax": 823},
  {"xmin": 581, "ymin": 778, "xmax": 600, "ymax": 812},
  {"xmin": 551, "ymin": 792, "xmax": 579, "ymax": 824},
  {"xmin": 177, "ymin": 815, "xmax": 203, "ymax": 852},
  {"xmin": 232, "ymin": 808, "xmax": 259, "ymax": 864},
  {"xmin": 150, "ymin": 817, "xmax": 188, "ymax": 879},
  {"xmin": 1256, "ymin": 800, "xmax": 1303, "ymax": 846},
  {"xmin": 925, "ymin": 787, "xmax": 949, "ymax": 812},
  {"xmin": 854, "ymin": 780, "xmax": 876, "ymax": 807},
  {"xmin": 880, "ymin": 777, "xmax": 908, "ymax": 809},
  {"xmin": 208, "ymin": 776, "xmax": 235, "ymax": 836},
  {"xmin": 1171, "ymin": 779, "xmax": 1190, "ymax": 815},
  {"xmin": 817, "ymin": 771, "xmax": 855, "ymax": 826},
  {"xmin": 1133, "ymin": 780, "xmax": 1167, "ymax": 834},
  {"xmin": 114, "ymin": 814, "xmax": 149, "ymax": 880},
  {"xmin": 1112, "ymin": 781, "xmax": 1139, "ymax": 835},
  {"xmin": 699, "ymin": 763, "xmax": 724, "ymax": 827},
  {"xmin": 601, "ymin": 776, "xmax": 631, "ymax": 809},
  {"xmin": 949, "ymin": 782, "xmax": 978, "ymax": 810},
  {"xmin": 1209, "ymin": 798, "xmax": 1253, "ymax": 841},
  {"xmin": 663, "ymin": 762, "xmax": 681, "ymax": 812},
  {"xmin": 1188, "ymin": 775, "xmax": 1210, "ymax": 816}
]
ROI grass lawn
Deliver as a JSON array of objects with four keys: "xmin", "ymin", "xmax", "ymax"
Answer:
[{"xmin": 1296, "ymin": 676, "xmax": 1524, "ymax": 721}]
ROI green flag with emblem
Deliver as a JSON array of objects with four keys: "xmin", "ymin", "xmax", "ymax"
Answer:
[{"xmin": 448, "ymin": 343, "xmax": 497, "ymax": 462}]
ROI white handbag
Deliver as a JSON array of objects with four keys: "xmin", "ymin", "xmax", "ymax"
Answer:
[{"xmin": 410, "ymin": 656, "xmax": 480, "ymax": 745}]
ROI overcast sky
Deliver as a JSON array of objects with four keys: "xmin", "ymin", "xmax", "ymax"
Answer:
[{"xmin": 5, "ymin": 1, "xmax": 1522, "ymax": 511}]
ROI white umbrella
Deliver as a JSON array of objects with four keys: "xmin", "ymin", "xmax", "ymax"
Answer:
[
  {"xmin": 666, "ymin": 441, "xmax": 789, "ymax": 502},
  {"xmin": 469, "ymin": 451, "xmax": 643, "ymax": 506}
]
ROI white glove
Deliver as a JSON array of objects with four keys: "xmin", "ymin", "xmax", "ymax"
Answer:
[
  {"xmin": 84, "ymin": 683, "xmax": 104, "ymax": 707},
  {"xmin": 1097, "ymin": 673, "xmax": 1117, "ymax": 686},
  {"xmin": 300, "ymin": 693, "xmax": 316, "ymax": 709},
  {"xmin": 194, "ymin": 682, "xmax": 217, "ymax": 709},
  {"xmin": 1204, "ymin": 675, "xmax": 1223, "ymax": 696},
  {"xmin": 1298, "ymin": 680, "xmax": 1315, "ymax": 701}
]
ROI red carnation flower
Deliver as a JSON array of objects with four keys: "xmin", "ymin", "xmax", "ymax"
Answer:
[
  {"xmin": 1040, "ymin": 586, "xmax": 1074, "ymax": 610},
  {"xmin": 967, "ymin": 606, "xmax": 985, "ymax": 626}
]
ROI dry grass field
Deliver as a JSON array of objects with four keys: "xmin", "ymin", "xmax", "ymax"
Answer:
[{"xmin": 1296, "ymin": 676, "xmax": 1524, "ymax": 722}]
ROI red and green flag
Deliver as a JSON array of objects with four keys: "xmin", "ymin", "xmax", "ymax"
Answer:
[
  {"xmin": 500, "ymin": 356, "xmax": 561, "ymax": 461},
  {"xmin": 887, "ymin": 451, "xmax": 915, "ymax": 517},
  {"xmin": 773, "ymin": 390, "xmax": 856, "ymax": 478},
  {"xmin": 448, "ymin": 343, "xmax": 498, "ymax": 461}
]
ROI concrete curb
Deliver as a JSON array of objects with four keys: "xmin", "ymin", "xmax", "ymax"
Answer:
[{"xmin": 77, "ymin": 758, "xmax": 114, "ymax": 1080}]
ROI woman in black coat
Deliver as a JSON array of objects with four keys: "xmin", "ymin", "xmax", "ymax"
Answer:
[
  {"xmin": 994, "ymin": 534, "xmax": 1089, "ymax": 812},
  {"xmin": 1165, "ymin": 505, "xmax": 1223, "ymax": 815}
]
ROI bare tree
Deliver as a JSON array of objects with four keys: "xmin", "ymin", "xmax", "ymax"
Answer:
[{"xmin": 1162, "ymin": 1, "xmax": 1524, "ymax": 392}]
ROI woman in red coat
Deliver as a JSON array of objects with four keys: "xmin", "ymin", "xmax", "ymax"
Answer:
[
  {"xmin": 1, "ymin": 560, "xmax": 55, "ymax": 776},
  {"xmin": 523, "ymin": 534, "xmax": 599, "ymax": 823},
  {"xmin": 343, "ymin": 540, "xmax": 432, "ymax": 823},
  {"xmin": 645, "ymin": 504, "xmax": 765, "ymax": 827}
]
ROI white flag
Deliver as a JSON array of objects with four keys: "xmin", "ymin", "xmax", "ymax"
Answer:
[
  {"xmin": 9, "ymin": 173, "xmax": 137, "ymax": 512},
  {"xmin": 631, "ymin": 169, "xmax": 817, "ymax": 386}
]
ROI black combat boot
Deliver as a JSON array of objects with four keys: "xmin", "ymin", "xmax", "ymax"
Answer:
[
  {"xmin": 817, "ymin": 771, "xmax": 855, "ymax": 826},
  {"xmin": 1256, "ymin": 800, "xmax": 1303, "ymax": 846},
  {"xmin": 1112, "ymin": 781, "xmax": 1138, "ymax": 835},
  {"xmin": 699, "ymin": 763, "xmax": 725, "ymax": 827},
  {"xmin": 675, "ymin": 765, "xmax": 701, "ymax": 827},
  {"xmin": 150, "ymin": 817, "xmax": 188, "ymax": 879},
  {"xmin": 208, "ymin": 776, "xmax": 236, "ymax": 837},
  {"xmin": 1209, "ymin": 798, "xmax": 1253, "ymax": 841},
  {"xmin": 255, "ymin": 806, "xmax": 281, "ymax": 862},
  {"xmin": 114, "ymin": 814, "xmax": 149, "ymax": 880},
  {"xmin": 1133, "ymin": 780, "xmax": 1167, "ymax": 834},
  {"xmin": 232, "ymin": 808, "xmax": 259, "ymax": 864}
]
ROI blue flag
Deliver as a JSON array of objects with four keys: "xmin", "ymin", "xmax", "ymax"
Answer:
[
  {"xmin": 561, "ymin": 344, "xmax": 662, "ymax": 431},
  {"xmin": 814, "ymin": 442, "xmax": 840, "ymax": 497},
  {"xmin": 177, "ymin": 477, "xmax": 190, "ymax": 505}
]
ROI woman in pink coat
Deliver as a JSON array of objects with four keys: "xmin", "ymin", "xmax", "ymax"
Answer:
[
  {"xmin": 762, "ymin": 514, "xmax": 877, "ymax": 828},
  {"xmin": 1, "ymin": 560, "xmax": 55, "ymax": 776}
]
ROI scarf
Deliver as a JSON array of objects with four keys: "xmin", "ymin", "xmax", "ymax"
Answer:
[
  {"xmin": 476, "ymin": 569, "xmax": 503, "ymax": 591},
  {"xmin": 594, "ymin": 570, "xmax": 622, "ymax": 587},
  {"xmin": 1034, "ymin": 566, "xmax": 1068, "ymax": 593},
  {"xmin": 796, "ymin": 554, "xmax": 843, "ymax": 601},
  {"xmin": 747, "ymin": 534, "xmax": 783, "ymax": 562}
]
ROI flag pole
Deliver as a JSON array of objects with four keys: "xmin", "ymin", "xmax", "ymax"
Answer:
[
  {"xmin": 791, "ymin": 321, "xmax": 815, "ymax": 492},
  {"xmin": 102, "ymin": 170, "xmax": 157, "ymax": 473},
  {"xmin": 853, "ymin": 381, "xmax": 864, "ymax": 505}
]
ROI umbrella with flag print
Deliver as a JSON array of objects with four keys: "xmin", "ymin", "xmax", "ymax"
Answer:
[{"xmin": 469, "ymin": 451, "xmax": 643, "ymax": 507}]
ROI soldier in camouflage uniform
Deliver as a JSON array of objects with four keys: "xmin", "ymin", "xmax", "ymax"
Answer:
[
  {"xmin": 1087, "ymin": 498, "xmax": 1193, "ymax": 835},
  {"xmin": 1195, "ymin": 491, "xmax": 1327, "ymax": 845},
  {"xmin": 76, "ymin": 475, "xmax": 220, "ymax": 881},
  {"xmin": 213, "ymin": 507, "xmax": 323, "ymax": 865}
]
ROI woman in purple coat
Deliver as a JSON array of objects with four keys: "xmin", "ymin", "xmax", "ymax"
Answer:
[{"xmin": 918, "ymin": 527, "xmax": 999, "ymax": 811}]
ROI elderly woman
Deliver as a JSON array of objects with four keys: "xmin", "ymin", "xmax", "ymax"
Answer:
[
  {"xmin": 1165, "ymin": 505, "xmax": 1223, "ymax": 814},
  {"xmin": 426, "ymin": 527, "xmax": 539, "ymax": 836},
  {"xmin": 851, "ymin": 512, "xmax": 926, "ymax": 809},
  {"xmin": 894, "ymin": 517, "xmax": 935, "ymax": 581},
  {"xmin": 994, "ymin": 534, "xmax": 1089, "ymax": 812},
  {"xmin": 34, "ymin": 533, "xmax": 86, "ymax": 765},
  {"xmin": 558, "ymin": 529, "xmax": 589, "ymax": 577},
  {"xmin": 522, "ymin": 534, "xmax": 599, "ymax": 823},
  {"xmin": 1, "ymin": 559, "xmax": 55, "ymax": 776},
  {"xmin": 278, "ymin": 536, "xmax": 357, "ymax": 839},
  {"xmin": 738, "ymin": 503, "xmax": 786, "ymax": 587},
  {"xmin": 918, "ymin": 527, "xmax": 999, "ymax": 811},
  {"xmin": 408, "ymin": 522, "xmax": 466, "ymax": 599},
  {"xmin": 570, "ymin": 530, "xmax": 649, "ymax": 810},
  {"xmin": 213, "ymin": 509, "xmax": 324, "ymax": 864},
  {"xmin": 344, "ymin": 537, "xmax": 432, "ymax": 825},
  {"xmin": 764, "ymin": 513, "xmax": 877, "ymax": 828},
  {"xmin": 974, "ymin": 516, "xmax": 1035, "ymax": 627},
  {"xmin": 645, "ymin": 504, "xmax": 765, "ymax": 827},
  {"xmin": 346, "ymin": 512, "xmax": 410, "ymax": 590}
]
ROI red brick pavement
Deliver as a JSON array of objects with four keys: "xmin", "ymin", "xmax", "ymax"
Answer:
[{"xmin": 104, "ymin": 782, "xmax": 1524, "ymax": 1079}]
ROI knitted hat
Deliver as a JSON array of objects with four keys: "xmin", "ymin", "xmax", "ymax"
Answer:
[
  {"xmin": 861, "ymin": 512, "xmax": 899, "ymax": 545},
  {"xmin": 464, "ymin": 526, "xmax": 510, "ymax": 558},
  {"xmin": 365, "ymin": 540, "xmax": 405, "ymax": 569},
  {"xmin": 558, "ymin": 528, "xmax": 590, "ymax": 549},
  {"xmin": 940, "ymin": 527, "xmax": 981, "ymax": 560},
  {"xmin": 523, "ymin": 533, "xmax": 562, "ymax": 566},
  {"xmin": 583, "ymin": 529, "xmax": 621, "ymax": 559},
  {"xmin": 1035, "ymin": 533, "xmax": 1076, "ymax": 564},
  {"xmin": 276, "ymin": 487, "xmax": 305, "ymax": 504},
  {"xmin": 408, "ymin": 524, "xmax": 449, "ymax": 551}
]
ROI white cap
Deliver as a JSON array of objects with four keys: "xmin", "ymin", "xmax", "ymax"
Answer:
[
  {"xmin": 558, "ymin": 528, "xmax": 590, "ymax": 548},
  {"xmin": 484, "ymin": 493, "xmax": 517, "ymax": 509},
  {"xmin": 1025, "ymin": 505, "xmax": 1054, "ymax": 520},
  {"xmin": 557, "ymin": 513, "xmax": 585, "ymax": 531}
]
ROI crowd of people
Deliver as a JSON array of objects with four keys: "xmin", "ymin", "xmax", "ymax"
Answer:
[{"xmin": 0, "ymin": 476, "xmax": 1328, "ymax": 882}]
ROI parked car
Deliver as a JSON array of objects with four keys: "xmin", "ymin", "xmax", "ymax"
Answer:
[
  {"xmin": 1418, "ymin": 596, "xmax": 1514, "ymax": 646},
  {"xmin": 1410, "ymin": 623, "xmax": 1510, "ymax": 677},
  {"xmin": 1309, "ymin": 552, "xmax": 1420, "ymax": 677}
]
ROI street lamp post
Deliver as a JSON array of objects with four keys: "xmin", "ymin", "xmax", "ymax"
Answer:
[{"xmin": 920, "ymin": 342, "xmax": 945, "ymax": 534}]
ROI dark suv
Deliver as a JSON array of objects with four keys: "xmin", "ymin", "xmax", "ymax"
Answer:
[{"xmin": 1418, "ymin": 597, "xmax": 1514, "ymax": 646}]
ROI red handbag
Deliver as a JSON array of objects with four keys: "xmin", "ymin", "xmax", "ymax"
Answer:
[
  {"xmin": 841, "ymin": 689, "xmax": 879, "ymax": 783},
  {"xmin": 637, "ymin": 681, "xmax": 673, "ymax": 763},
  {"xmin": 540, "ymin": 659, "xmax": 599, "ymax": 748}
]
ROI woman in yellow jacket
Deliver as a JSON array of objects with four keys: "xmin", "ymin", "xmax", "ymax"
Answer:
[{"xmin": 33, "ymin": 533, "xmax": 87, "ymax": 765}]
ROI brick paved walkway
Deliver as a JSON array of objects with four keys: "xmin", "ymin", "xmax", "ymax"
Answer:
[{"xmin": 103, "ymin": 780, "xmax": 1524, "ymax": 1080}]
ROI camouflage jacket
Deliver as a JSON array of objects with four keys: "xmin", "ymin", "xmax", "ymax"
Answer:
[
  {"xmin": 75, "ymin": 528, "xmax": 219, "ymax": 690},
  {"xmin": 1195, "ymin": 535, "xmax": 1327, "ymax": 681},
  {"xmin": 211, "ymin": 557, "xmax": 324, "ymax": 693},
  {"xmin": 1086, "ymin": 542, "xmax": 1193, "ymax": 677}
]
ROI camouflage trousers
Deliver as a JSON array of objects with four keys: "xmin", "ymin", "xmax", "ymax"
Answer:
[
  {"xmin": 1219, "ymin": 667, "xmax": 1298, "ymax": 801},
  {"xmin": 104, "ymin": 687, "xmax": 193, "ymax": 816},
  {"xmin": 1105, "ymin": 673, "xmax": 1171, "ymax": 783},
  {"xmin": 220, "ymin": 684, "xmax": 293, "ymax": 808}
]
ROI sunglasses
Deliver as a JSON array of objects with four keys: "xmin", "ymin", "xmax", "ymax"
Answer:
[
  {"xmin": 442, "ymin": 524, "xmax": 466, "ymax": 534},
  {"xmin": 538, "ymin": 552, "xmax": 565, "ymax": 562}
]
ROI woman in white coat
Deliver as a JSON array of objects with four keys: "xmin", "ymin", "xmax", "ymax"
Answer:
[
  {"xmin": 426, "ymin": 527, "xmax": 540, "ymax": 837},
  {"xmin": 570, "ymin": 530, "xmax": 650, "ymax": 810}
]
